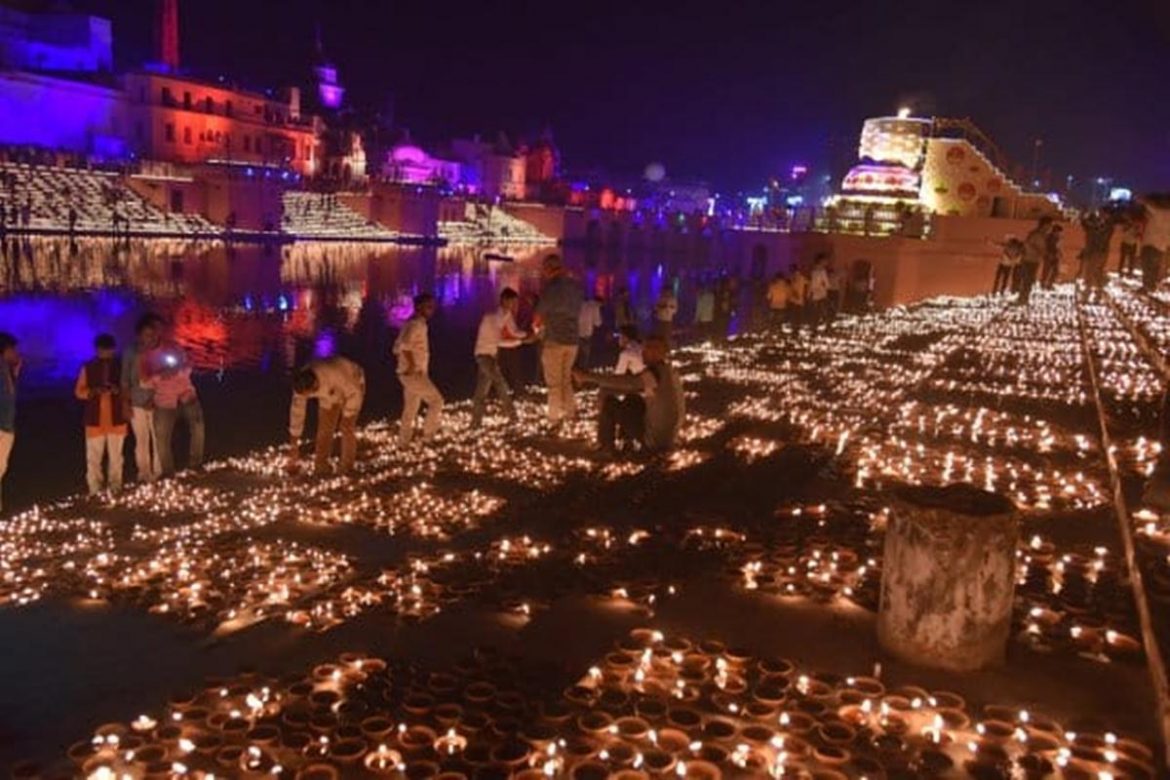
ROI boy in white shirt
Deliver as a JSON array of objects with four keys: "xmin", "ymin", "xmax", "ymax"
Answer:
[
  {"xmin": 472, "ymin": 289, "xmax": 525, "ymax": 428},
  {"xmin": 615, "ymin": 326, "xmax": 645, "ymax": 375},
  {"xmin": 393, "ymin": 293, "xmax": 443, "ymax": 445}
]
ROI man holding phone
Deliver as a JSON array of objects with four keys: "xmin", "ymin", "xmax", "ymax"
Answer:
[
  {"xmin": 142, "ymin": 333, "xmax": 204, "ymax": 477},
  {"xmin": 75, "ymin": 333, "xmax": 128, "ymax": 494}
]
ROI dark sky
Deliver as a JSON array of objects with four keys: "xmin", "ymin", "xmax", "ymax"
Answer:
[{"xmin": 66, "ymin": 0, "xmax": 1170, "ymax": 192}]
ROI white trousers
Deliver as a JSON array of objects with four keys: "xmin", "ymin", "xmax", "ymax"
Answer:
[
  {"xmin": 86, "ymin": 433, "xmax": 126, "ymax": 495},
  {"xmin": 398, "ymin": 373, "xmax": 444, "ymax": 445},
  {"xmin": 0, "ymin": 430, "xmax": 12, "ymax": 511},
  {"xmin": 130, "ymin": 406, "xmax": 159, "ymax": 482}
]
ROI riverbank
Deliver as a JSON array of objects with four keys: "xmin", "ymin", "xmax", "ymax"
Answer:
[{"xmin": 0, "ymin": 283, "xmax": 1164, "ymax": 777}]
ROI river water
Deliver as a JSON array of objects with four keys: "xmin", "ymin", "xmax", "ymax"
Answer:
[{"xmin": 0, "ymin": 237, "xmax": 763, "ymax": 508}]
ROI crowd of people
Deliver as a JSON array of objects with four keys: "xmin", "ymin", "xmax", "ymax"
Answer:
[
  {"xmin": 0, "ymin": 249, "xmax": 874, "ymax": 503},
  {"xmin": 763, "ymin": 253, "xmax": 845, "ymax": 332},
  {"xmin": 992, "ymin": 196, "xmax": 1170, "ymax": 302},
  {"xmin": 0, "ymin": 314, "xmax": 205, "ymax": 510}
]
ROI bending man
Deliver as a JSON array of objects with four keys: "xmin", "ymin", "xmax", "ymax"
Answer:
[{"xmin": 290, "ymin": 356, "xmax": 366, "ymax": 475}]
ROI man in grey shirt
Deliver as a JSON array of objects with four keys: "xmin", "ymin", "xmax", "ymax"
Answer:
[
  {"xmin": 534, "ymin": 254, "xmax": 583, "ymax": 427},
  {"xmin": 572, "ymin": 337, "xmax": 685, "ymax": 456}
]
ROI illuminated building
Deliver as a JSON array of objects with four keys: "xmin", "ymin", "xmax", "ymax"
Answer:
[
  {"xmin": 384, "ymin": 141, "xmax": 461, "ymax": 186},
  {"xmin": 0, "ymin": 1, "xmax": 322, "ymax": 177},
  {"xmin": 449, "ymin": 134, "xmax": 526, "ymax": 199},
  {"xmin": 839, "ymin": 113, "xmax": 1058, "ymax": 219},
  {"xmin": 311, "ymin": 25, "xmax": 344, "ymax": 112},
  {"xmin": 0, "ymin": 4, "xmax": 113, "ymax": 73},
  {"xmin": 0, "ymin": 5, "xmax": 123, "ymax": 155},
  {"xmin": 0, "ymin": 71, "xmax": 126, "ymax": 156},
  {"xmin": 524, "ymin": 129, "xmax": 560, "ymax": 200},
  {"xmin": 122, "ymin": 72, "xmax": 321, "ymax": 175}
]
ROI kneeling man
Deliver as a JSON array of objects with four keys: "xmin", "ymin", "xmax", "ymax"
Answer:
[{"xmin": 572, "ymin": 337, "xmax": 684, "ymax": 456}]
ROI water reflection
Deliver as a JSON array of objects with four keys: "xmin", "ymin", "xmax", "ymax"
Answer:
[{"xmin": 0, "ymin": 238, "xmax": 750, "ymax": 399}]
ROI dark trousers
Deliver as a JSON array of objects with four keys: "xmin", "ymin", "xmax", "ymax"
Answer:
[
  {"xmin": 576, "ymin": 337, "xmax": 593, "ymax": 369},
  {"xmin": 599, "ymin": 394, "xmax": 646, "ymax": 452},
  {"xmin": 154, "ymin": 399, "xmax": 204, "ymax": 476},
  {"xmin": 992, "ymin": 263, "xmax": 1013, "ymax": 295},
  {"xmin": 1041, "ymin": 258, "xmax": 1059, "ymax": 288},
  {"xmin": 1141, "ymin": 246, "xmax": 1165, "ymax": 292},
  {"xmin": 1017, "ymin": 262, "xmax": 1039, "ymax": 303},
  {"xmin": 498, "ymin": 346, "xmax": 523, "ymax": 395},
  {"xmin": 787, "ymin": 305, "xmax": 803, "ymax": 331},
  {"xmin": 1120, "ymin": 242, "xmax": 1138, "ymax": 274},
  {"xmin": 471, "ymin": 355, "xmax": 516, "ymax": 427}
]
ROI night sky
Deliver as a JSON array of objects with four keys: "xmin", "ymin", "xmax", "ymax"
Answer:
[{"xmin": 60, "ymin": 0, "xmax": 1170, "ymax": 193}]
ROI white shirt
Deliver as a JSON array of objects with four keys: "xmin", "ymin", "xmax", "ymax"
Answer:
[
  {"xmin": 475, "ymin": 308, "xmax": 525, "ymax": 357},
  {"xmin": 393, "ymin": 316, "xmax": 429, "ymax": 375},
  {"xmin": 289, "ymin": 357, "xmax": 365, "ymax": 437},
  {"xmin": 578, "ymin": 300, "xmax": 603, "ymax": 339},
  {"xmin": 809, "ymin": 268, "xmax": 830, "ymax": 302},
  {"xmin": 616, "ymin": 344, "xmax": 645, "ymax": 375}
]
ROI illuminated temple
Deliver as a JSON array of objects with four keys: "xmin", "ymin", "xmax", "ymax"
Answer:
[{"xmin": 838, "ymin": 113, "xmax": 1059, "ymax": 220}]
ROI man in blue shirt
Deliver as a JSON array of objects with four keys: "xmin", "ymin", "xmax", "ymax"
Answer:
[{"xmin": 0, "ymin": 332, "xmax": 21, "ymax": 511}]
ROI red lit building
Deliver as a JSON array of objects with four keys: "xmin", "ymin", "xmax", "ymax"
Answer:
[{"xmin": 122, "ymin": 72, "xmax": 321, "ymax": 176}]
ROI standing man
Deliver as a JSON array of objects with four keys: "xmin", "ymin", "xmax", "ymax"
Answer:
[
  {"xmin": 534, "ymin": 255, "xmax": 583, "ymax": 429},
  {"xmin": 577, "ymin": 294, "xmax": 603, "ymax": 369},
  {"xmin": 143, "ymin": 339, "xmax": 204, "ymax": 477},
  {"xmin": 122, "ymin": 313, "xmax": 162, "ymax": 482},
  {"xmin": 472, "ymin": 288, "xmax": 524, "ymax": 429},
  {"xmin": 0, "ymin": 333, "xmax": 19, "ymax": 511},
  {"xmin": 694, "ymin": 283, "xmax": 716, "ymax": 339},
  {"xmin": 766, "ymin": 273, "xmax": 790, "ymax": 331},
  {"xmin": 1019, "ymin": 216, "xmax": 1053, "ymax": 304},
  {"xmin": 393, "ymin": 293, "xmax": 444, "ymax": 445},
  {"xmin": 1079, "ymin": 212, "xmax": 1114, "ymax": 291},
  {"xmin": 1139, "ymin": 195, "xmax": 1170, "ymax": 293},
  {"xmin": 789, "ymin": 266, "xmax": 808, "ymax": 331},
  {"xmin": 75, "ymin": 334, "xmax": 127, "ymax": 495},
  {"xmin": 1041, "ymin": 223, "xmax": 1064, "ymax": 289},
  {"xmin": 990, "ymin": 236, "xmax": 1022, "ymax": 296},
  {"xmin": 808, "ymin": 257, "xmax": 831, "ymax": 330},
  {"xmin": 652, "ymin": 287, "xmax": 678, "ymax": 344},
  {"xmin": 289, "ymin": 355, "xmax": 365, "ymax": 475},
  {"xmin": 1118, "ymin": 215, "xmax": 1143, "ymax": 276}
]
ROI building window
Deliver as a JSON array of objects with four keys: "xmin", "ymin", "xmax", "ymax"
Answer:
[
  {"xmin": 226, "ymin": 100, "xmax": 233, "ymax": 117},
  {"xmin": 161, "ymin": 87, "xmax": 174, "ymax": 105},
  {"xmin": 244, "ymin": 136, "xmax": 251, "ymax": 153},
  {"xmin": 165, "ymin": 123, "xmax": 175, "ymax": 143},
  {"xmin": 183, "ymin": 127, "xmax": 192, "ymax": 145},
  {"xmin": 183, "ymin": 91, "xmax": 192, "ymax": 109},
  {"xmin": 205, "ymin": 97, "xmax": 214, "ymax": 113}
]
